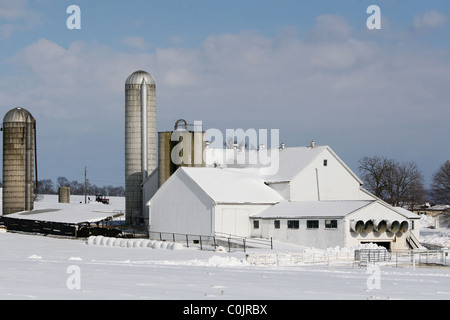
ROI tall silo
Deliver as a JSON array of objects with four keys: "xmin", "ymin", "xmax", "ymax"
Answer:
[
  {"xmin": 125, "ymin": 70, "xmax": 156, "ymax": 225},
  {"xmin": 2, "ymin": 107, "xmax": 36, "ymax": 215}
]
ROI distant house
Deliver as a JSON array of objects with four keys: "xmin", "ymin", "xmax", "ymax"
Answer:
[{"xmin": 146, "ymin": 145, "xmax": 420, "ymax": 250}]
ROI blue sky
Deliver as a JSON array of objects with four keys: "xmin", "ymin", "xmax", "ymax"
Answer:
[{"xmin": 1, "ymin": 0, "xmax": 450, "ymax": 188}]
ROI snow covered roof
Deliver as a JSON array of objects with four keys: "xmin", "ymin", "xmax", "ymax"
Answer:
[
  {"xmin": 4, "ymin": 195, "xmax": 124, "ymax": 224},
  {"xmin": 261, "ymin": 146, "xmax": 328, "ymax": 183},
  {"xmin": 393, "ymin": 207, "xmax": 420, "ymax": 219},
  {"xmin": 204, "ymin": 145, "xmax": 363, "ymax": 185},
  {"xmin": 179, "ymin": 167, "xmax": 284, "ymax": 204},
  {"xmin": 7, "ymin": 208, "xmax": 121, "ymax": 224},
  {"xmin": 251, "ymin": 200, "xmax": 375, "ymax": 219}
]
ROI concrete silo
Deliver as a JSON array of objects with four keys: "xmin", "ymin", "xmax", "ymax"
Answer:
[
  {"xmin": 125, "ymin": 70, "xmax": 156, "ymax": 225},
  {"xmin": 2, "ymin": 107, "xmax": 36, "ymax": 215}
]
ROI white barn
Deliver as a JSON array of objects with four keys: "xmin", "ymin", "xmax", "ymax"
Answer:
[
  {"xmin": 146, "ymin": 144, "xmax": 421, "ymax": 250},
  {"xmin": 148, "ymin": 167, "xmax": 283, "ymax": 237}
]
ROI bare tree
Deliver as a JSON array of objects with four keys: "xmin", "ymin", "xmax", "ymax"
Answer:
[
  {"xmin": 358, "ymin": 156, "xmax": 394, "ymax": 199},
  {"xmin": 430, "ymin": 160, "xmax": 450, "ymax": 204},
  {"xmin": 383, "ymin": 161, "xmax": 426, "ymax": 209},
  {"xmin": 37, "ymin": 179, "xmax": 55, "ymax": 194},
  {"xmin": 359, "ymin": 156, "xmax": 425, "ymax": 209},
  {"xmin": 57, "ymin": 176, "xmax": 70, "ymax": 188}
]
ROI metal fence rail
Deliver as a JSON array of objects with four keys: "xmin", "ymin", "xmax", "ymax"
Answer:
[
  {"xmin": 391, "ymin": 249, "xmax": 450, "ymax": 267},
  {"xmin": 246, "ymin": 249, "xmax": 450, "ymax": 268},
  {"xmin": 354, "ymin": 249, "xmax": 391, "ymax": 267},
  {"xmin": 148, "ymin": 231, "xmax": 273, "ymax": 252},
  {"xmin": 246, "ymin": 251, "xmax": 354, "ymax": 266}
]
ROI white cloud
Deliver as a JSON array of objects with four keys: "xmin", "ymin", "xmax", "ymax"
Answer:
[
  {"xmin": 119, "ymin": 36, "xmax": 150, "ymax": 50},
  {"xmin": 0, "ymin": 0, "xmax": 41, "ymax": 39},
  {"xmin": 305, "ymin": 14, "xmax": 352, "ymax": 42},
  {"xmin": 3, "ymin": 13, "xmax": 450, "ymax": 182},
  {"xmin": 0, "ymin": 0, "xmax": 29, "ymax": 20},
  {"xmin": 412, "ymin": 10, "xmax": 447, "ymax": 33}
]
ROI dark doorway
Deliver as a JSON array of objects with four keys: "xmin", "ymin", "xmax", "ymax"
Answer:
[{"xmin": 361, "ymin": 241, "xmax": 391, "ymax": 250}]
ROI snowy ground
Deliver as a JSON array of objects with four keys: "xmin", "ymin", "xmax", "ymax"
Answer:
[{"xmin": 0, "ymin": 195, "xmax": 449, "ymax": 300}]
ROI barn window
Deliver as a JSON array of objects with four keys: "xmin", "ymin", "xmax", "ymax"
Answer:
[
  {"xmin": 253, "ymin": 220, "xmax": 260, "ymax": 229},
  {"xmin": 325, "ymin": 219, "xmax": 337, "ymax": 229},
  {"xmin": 307, "ymin": 220, "xmax": 319, "ymax": 229},
  {"xmin": 287, "ymin": 220, "xmax": 299, "ymax": 229},
  {"xmin": 323, "ymin": 159, "xmax": 328, "ymax": 166},
  {"xmin": 274, "ymin": 220, "xmax": 280, "ymax": 229}
]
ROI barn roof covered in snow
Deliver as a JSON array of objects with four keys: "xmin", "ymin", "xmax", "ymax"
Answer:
[
  {"xmin": 4, "ymin": 195, "xmax": 124, "ymax": 224},
  {"xmin": 261, "ymin": 146, "xmax": 363, "ymax": 184},
  {"xmin": 179, "ymin": 167, "xmax": 285, "ymax": 204},
  {"xmin": 205, "ymin": 145, "xmax": 363, "ymax": 185},
  {"xmin": 261, "ymin": 146, "xmax": 328, "ymax": 183},
  {"xmin": 251, "ymin": 200, "xmax": 375, "ymax": 219}
]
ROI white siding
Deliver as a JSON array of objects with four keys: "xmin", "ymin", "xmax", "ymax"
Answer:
[
  {"xmin": 252, "ymin": 218, "xmax": 345, "ymax": 248},
  {"xmin": 215, "ymin": 204, "xmax": 272, "ymax": 237},
  {"xmin": 290, "ymin": 149, "xmax": 363, "ymax": 201},
  {"xmin": 345, "ymin": 202, "xmax": 418, "ymax": 250},
  {"xmin": 142, "ymin": 170, "xmax": 159, "ymax": 226},
  {"xmin": 266, "ymin": 182, "xmax": 289, "ymax": 200},
  {"xmin": 149, "ymin": 170, "xmax": 214, "ymax": 236}
]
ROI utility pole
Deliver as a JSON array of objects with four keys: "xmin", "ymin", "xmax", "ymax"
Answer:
[{"xmin": 84, "ymin": 166, "xmax": 87, "ymax": 204}]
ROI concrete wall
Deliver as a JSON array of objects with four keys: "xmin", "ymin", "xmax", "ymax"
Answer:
[{"xmin": 251, "ymin": 217, "xmax": 345, "ymax": 248}]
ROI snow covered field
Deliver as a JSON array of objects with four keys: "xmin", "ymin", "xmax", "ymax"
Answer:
[{"xmin": 0, "ymin": 195, "xmax": 449, "ymax": 301}]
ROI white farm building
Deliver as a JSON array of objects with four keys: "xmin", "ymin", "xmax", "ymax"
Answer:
[{"xmin": 146, "ymin": 144, "xmax": 420, "ymax": 250}]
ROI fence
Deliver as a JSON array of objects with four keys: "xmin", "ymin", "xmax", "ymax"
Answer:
[
  {"xmin": 354, "ymin": 249, "xmax": 391, "ymax": 267},
  {"xmin": 246, "ymin": 248, "xmax": 450, "ymax": 268},
  {"xmin": 391, "ymin": 249, "xmax": 450, "ymax": 267},
  {"xmin": 148, "ymin": 231, "xmax": 273, "ymax": 252},
  {"xmin": 246, "ymin": 250, "xmax": 354, "ymax": 266}
]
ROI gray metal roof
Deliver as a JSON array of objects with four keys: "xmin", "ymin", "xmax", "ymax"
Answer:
[
  {"xmin": 3, "ymin": 107, "xmax": 34, "ymax": 123},
  {"xmin": 125, "ymin": 70, "xmax": 155, "ymax": 85}
]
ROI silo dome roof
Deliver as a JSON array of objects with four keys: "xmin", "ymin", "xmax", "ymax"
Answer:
[
  {"xmin": 3, "ymin": 107, "xmax": 34, "ymax": 123},
  {"xmin": 125, "ymin": 70, "xmax": 155, "ymax": 85}
]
